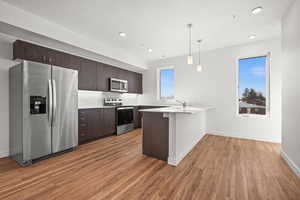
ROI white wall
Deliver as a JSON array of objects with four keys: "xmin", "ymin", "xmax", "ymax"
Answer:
[
  {"xmin": 0, "ymin": 39, "xmax": 18, "ymax": 157},
  {"xmin": 78, "ymin": 90, "xmax": 141, "ymax": 108},
  {"xmin": 142, "ymin": 39, "xmax": 282, "ymax": 143},
  {"xmin": 281, "ymin": 0, "xmax": 300, "ymax": 177}
]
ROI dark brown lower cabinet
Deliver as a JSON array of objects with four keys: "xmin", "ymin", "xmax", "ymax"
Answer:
[
  {"xmin": 134, "ymin": 107, "xmax": 142, "ymax": 128},
  {"xmin": 78, "ymin": 106, "xmax": 167, "ymax": 144},
  {"xmin": 78, "ymin": 109, "xmax": 99, "ymax": 144},
  {"xmin": 102, "ymin": 108, "xmax": 116, "ymax": 136},
  {"xmin": 78, "ymin": 108, "xmax": 116, "ymax": 144},
  {"xmin": 142, "ymin": 112, "xmax": 169, "ymax": 161},
  {"xmin": 136, "ymin": 106, "xmax": 167, "ymax": 129}
]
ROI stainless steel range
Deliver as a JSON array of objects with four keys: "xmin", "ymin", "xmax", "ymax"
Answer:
[
  {"xmin": 116, "ymin": 106, "xmax": 134, "ymax": 135},
  {"xmin": 104, "ymin": 98, "xmax": 134, "ymax": 135}
]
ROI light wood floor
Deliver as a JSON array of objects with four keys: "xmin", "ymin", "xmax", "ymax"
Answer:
[{"xmin": 0, "ymin": 129, "xmax": 300, "ymax": 200}]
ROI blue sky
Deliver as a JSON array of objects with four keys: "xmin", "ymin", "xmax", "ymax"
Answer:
[
  {"xmin": 239, "ymin": 56, "xmax": 267, "ymax": 97},
  {"xmin": 160, "ymin": 69, "xmax": 175, "ymax": 98}
]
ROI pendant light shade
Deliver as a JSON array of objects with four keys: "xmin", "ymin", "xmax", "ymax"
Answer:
[
  {"xmin": 196, "ymin": 64, "xmax": 202, "ymax": 72},
  {"xmin": 197, "ymin": 40, "xmax": 203, "ymax": 72},
  {"xmin": 187, "ymin": 55, "xmax": 193, "ymax": 65},
  {"xmin": 187, "ymin": 24, "xmax": 193, "ymax": 65}
]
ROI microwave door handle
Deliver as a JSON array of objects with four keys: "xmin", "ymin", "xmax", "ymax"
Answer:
[
  {"xmin": 48, "ymin": 80, "xmax": 53, "ymax": 125},
  {"xmin": 52, "ymin": 80, "xmax": 57, "ymax": 126}
]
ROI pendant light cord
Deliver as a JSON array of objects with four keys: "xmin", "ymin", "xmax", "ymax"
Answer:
[
  {"xmin": 189, "ymin": 27, "xmax": 191, "ymax": 56},
  {"xmin": 198, "ymin": 41, "xmax": 201, "ymax": 64},
  {"xmin": 197, "ymin": 40, "xmax": 202, "ymax": 65},
  {"xmin": 188, "ymin": 24, "xmax": 192, "ymax": 56}
]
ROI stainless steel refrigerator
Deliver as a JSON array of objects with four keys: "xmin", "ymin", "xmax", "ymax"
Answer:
[{"xmin": 9, "ymin": 60, "xmax": 78, "ymax": 166}]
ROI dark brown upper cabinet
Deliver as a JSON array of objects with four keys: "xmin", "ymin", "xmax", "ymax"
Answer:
[
  {"xmin": 46, "ymin": 48, "xmax": 59, "ymax": 65},
  {"xmin": 13, "ymin": 40, "xmax": 47, "ymax": 63},
  {"xmin": 116, "ymin": 68, "xmax": 128, "ymax": 80},
  {"xmin": 127, "ymin": 71, "xmax": 143, "ymax": 94},
  {"xmin": 13, "ymin": 40, "xmax": 143, "ymax": 94},
  {"xmin": 96, "ymin": 63, "xmax": 106, "ymax": 91},
  {"xmin": 105, "ymin": 64, "xmax": 122, "ymax": 79},
  {"xmin": 79, "ymin": 59, "xmax": 98, "ymax": 91},
  {"xmin": 62, "ymin": 54, "xmax": 81, "ymax": 71},
  {"xmin": 136, "ymin": 73, "xmax": 143, "ymax": 94}
]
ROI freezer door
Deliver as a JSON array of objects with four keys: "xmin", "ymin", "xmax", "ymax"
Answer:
[
  {"xmin": 51, "ymin": 66, "xmax": 78, "ymax": 153},
  {"xmin": 22, "ymin": 61, "xmax": 52, "ymax": 161}
]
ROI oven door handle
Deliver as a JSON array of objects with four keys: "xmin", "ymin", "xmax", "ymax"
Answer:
[{"xmin": 117, "ymin": 107, "xmax": 134, "ymax": 110}]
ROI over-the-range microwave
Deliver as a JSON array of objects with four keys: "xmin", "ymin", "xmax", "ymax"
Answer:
[{"xmin": 110, "ymin": 78, "xmax": 128, "ymax": 93}]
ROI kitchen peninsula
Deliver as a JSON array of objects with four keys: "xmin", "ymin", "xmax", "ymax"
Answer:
[{"xmin": 139, "ymin": 106, "xmax": 213, "ymax": 166}]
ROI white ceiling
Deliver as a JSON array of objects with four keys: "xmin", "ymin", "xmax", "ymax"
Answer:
[{"xmin": 2, "ymin": 0, "xmax": 293, "ymax": 62}]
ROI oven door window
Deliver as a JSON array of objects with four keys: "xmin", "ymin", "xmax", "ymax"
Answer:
[{"xmin": 118, "ymin": 109, "xmax": 133, "ymax": 126}]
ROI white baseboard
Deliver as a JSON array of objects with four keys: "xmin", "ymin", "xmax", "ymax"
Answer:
[
  {"xmin": 208, "ymin": 131, "xmax": 281, "ymax": 143},
  {"xmin": 281, "ymin": 150, "xmax": 300, "ymax": 179},
  {"xmin": 167, "ymin": 156, "xmax": 179, "ymax": 166},
  {"xmin": 168, "ymin": 145, "xmax": 196, "ymax": 166},
  {"xmin": 168, "ymin": 134, "xmax": 203, "ymax": 166},
  {"xmin": 0, "ymin": 150, "xmax": 9, "ymax": 158},
  {"xmin": 168, "ymin": 146, "xmax": 194, "ymax": 166}
]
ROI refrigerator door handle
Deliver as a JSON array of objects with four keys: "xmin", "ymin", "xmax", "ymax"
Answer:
[
  {"xmin": 52, "ymin": 79, "xmax": 57, "ymax": 126},
  {"xmin": 48, "ymin": 80, "xmax": 53, "ymax": 125}
]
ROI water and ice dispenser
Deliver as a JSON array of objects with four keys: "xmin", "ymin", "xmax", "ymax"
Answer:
[{"xmin": 30, "ymin": 96, "xmax": 47, "ymax": 114}]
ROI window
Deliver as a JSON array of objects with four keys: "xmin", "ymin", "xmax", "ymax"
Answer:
[
  {"xmin": 158, "ymin": 67, "xmax": 175, "ymax": 99},
  {"xmin": 238, "ymin": 55, "xmax": 269, "ymax": 116}
]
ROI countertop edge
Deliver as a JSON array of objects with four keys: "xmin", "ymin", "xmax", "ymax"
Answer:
[{"xmin": 138, "ymin": 106, "xmax": 214, "ymax": 114}]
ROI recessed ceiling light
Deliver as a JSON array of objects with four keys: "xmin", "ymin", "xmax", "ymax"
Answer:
[
  {"xmin": 249, "ymin": 34, "xmax": 256, "ymax": 39},
  {"xmin": 119, "ymin": 32, "xmax": 126, "ymax": 37},
  {"xmin": 148, "ymin": 48, "xmax": 153, "ymax": 53},
  {"xmin": 252, "ymin": 7, "xmax": 263, "ymax": 15}
]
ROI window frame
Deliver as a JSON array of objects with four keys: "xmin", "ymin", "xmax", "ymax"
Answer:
[
  {"xmin": 157, "ymin": 66, "xmax": 175, "ymax": 100},
  {"xmin": 236, "ymin": 53, "xmax": 271, "ymax": 118}
]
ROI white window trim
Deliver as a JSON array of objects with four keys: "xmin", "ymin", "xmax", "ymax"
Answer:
[
  {"xmin": 157, "ymin": 66, "xmax": 175, "ymax": 100},
  {"xmin": 236, "ymin": 52, "xmax": 271, "ymax": 118}
]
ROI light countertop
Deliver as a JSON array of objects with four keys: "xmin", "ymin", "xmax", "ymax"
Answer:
[
  {"xmin": 78, "ymin": 104, "xmax": 168, "ymax": 109},
  {"xmin": 139, "ymin": 106, "xmax": 214, "ymax": 114},
  {"xmin": 78, "ymin": 106, "xmax": 117, "ymax": 109}
]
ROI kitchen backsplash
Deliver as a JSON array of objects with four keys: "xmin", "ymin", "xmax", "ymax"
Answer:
[{"xmin": 78, "ymin": 90, "xmax": 141, "ymax": 108}]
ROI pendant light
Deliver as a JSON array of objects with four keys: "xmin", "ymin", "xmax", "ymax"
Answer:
[
  {"xmin": 196, "ymin": 40, "xmax": 203, "ymax": 72},
  {"xmin": 187, "ymin": 24, "xmax": 193, "ymax": 65}
]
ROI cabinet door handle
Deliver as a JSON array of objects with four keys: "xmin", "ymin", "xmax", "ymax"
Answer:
[
  {"xmin": 80, "ymin": 132, "xmax": 86, "ymax": 137},
  {"xmin": 80, "ymin": 123, "xmax": 87, "ymax": 127}
]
